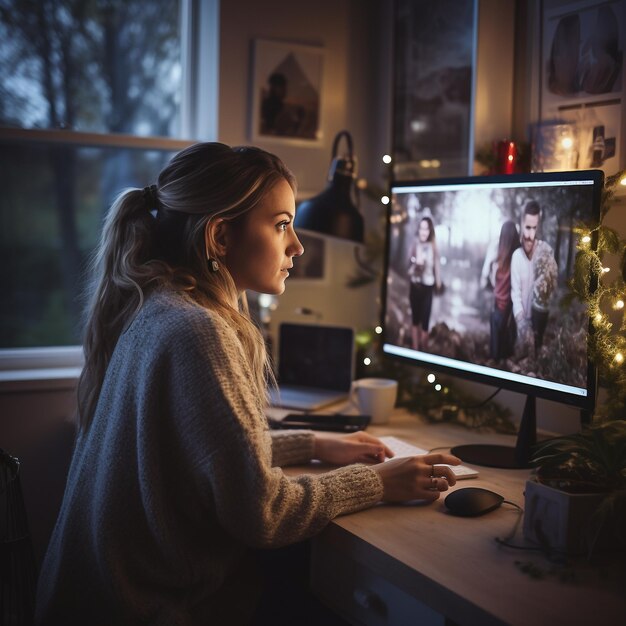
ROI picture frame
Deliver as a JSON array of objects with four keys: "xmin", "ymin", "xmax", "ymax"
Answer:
[
  {"xmin": 538, "ymin": 0, "xmax": 626, "ymax": 173},
  {"xmin": 288, "ymin": 230, "xmax": 327, "ymax": 282},
  {"xmin": 391, "ymin": 0, "xmax": 478, "ymax": 180},
  {"xmin": 249, "ymin": 39, "xmax": 324, "ymax": 146}
]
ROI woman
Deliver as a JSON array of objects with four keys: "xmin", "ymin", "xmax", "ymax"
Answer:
[
  {"xmin": 488, "ymin": 220, "xmax": 520, "ymax": 360},
  {"xmin": 408, "ymin": 216, "xmax": 442, "ymax": 351},
  {"xmin": 35, "ymin": 143, "xmax": 459, "ymax": 625}
]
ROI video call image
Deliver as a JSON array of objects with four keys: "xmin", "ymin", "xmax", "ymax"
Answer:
[{"xmin": 385, "ymin": 180, "xmax": 596, "ymax": 392}]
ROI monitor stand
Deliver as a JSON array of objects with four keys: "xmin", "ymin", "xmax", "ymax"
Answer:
[{"xmin": 450, "ymin": 394, "xmax": 536, "ymax": 469}]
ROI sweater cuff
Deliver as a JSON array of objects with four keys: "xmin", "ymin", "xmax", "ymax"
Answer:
[
  {"xmin": 318, "ymin": 464, "xmax": 384, "ymax": 517},
  {"xmin": 270, "ymin": 430, "xmax": 315, "ymax": 467}
]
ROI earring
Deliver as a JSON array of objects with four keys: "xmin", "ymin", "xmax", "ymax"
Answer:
[{"xmin": 208, "ymin": 258, "xmax": 220, "ymax": 272}]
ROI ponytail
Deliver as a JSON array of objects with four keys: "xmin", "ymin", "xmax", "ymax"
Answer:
[{"xmin": 78, "ymin": 188, "xmax": 164, "ymax": 430}]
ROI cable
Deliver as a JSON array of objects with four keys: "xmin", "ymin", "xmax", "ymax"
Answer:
[
  {"xmin": 494, "ymin": 502, "xmax": 569, "ymax": 563},
  {"xmin": 460, "ymin": 387, "xmax": 502, "ymax": 410},
  {"xmin": 494, "ymin": 500, "xmax": 524, "ymax": 548}
]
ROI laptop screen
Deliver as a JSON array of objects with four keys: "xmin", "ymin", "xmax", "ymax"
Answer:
[{"xmin": 277, "ymin": 323, "xmax": 354, "ymax": 392}]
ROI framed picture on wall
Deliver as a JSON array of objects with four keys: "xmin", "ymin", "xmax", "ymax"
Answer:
[
  {"xmin": 288, "ymin": 230, "xmax": 327, "ymax": 282},
  {"xmin": 538, "ymin": 0, "xmax": 625, "ymax": 173},
  {"xmin": 392, "ymin": 0, "xmax": 478, "ymax": 180},
  {"xmin": 249, "ymin": 39, "xmax": 324, "ymax": 146}
]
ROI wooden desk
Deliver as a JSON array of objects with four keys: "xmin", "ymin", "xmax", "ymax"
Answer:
[{"xmin": 293, "ymin": 410, "xmax": 626, "ymax": 626}]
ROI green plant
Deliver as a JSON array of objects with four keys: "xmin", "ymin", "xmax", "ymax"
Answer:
[
  {"xmin": 564, "ymin": 169, "xmax": 626, "ymax": 421},
  {"xmin": 531, "ymin": 420, "xmax": 626, "ymax": 493},
  {"xmin": 530, "ymin": 420, "xmax": 626, "ymax": 556}
]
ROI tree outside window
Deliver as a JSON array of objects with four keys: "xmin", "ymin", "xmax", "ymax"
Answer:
[{"xmin": 0, "ymin": 0, "xmax": 206, "ymax": 349}]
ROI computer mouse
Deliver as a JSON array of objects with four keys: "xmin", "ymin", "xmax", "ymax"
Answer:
[{"xmin": 444, "ymin": 487, "xmax": 504, "ymax": 517}]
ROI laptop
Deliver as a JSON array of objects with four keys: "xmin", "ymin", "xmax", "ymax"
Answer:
[{"xmin": 269, "ymin": 323, "xmax": 354, "ymax": 411}]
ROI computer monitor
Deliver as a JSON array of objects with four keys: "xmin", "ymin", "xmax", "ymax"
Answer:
[{"xmin": 382, "ymin": 170, "xmax": 603, "ymax": 468}]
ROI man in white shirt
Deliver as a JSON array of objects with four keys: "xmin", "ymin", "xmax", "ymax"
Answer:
[{"xmin": 511, "ymin": 200, "xmax": 557, "ymax": 352}]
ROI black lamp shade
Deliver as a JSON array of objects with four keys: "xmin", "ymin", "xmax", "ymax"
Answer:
[
  {"xmin": 295, "ymin": 181, "xmax": 364, "ymax": 243},
  {"xmin": 294, "ymin": 131, "xmax": 364, "ymax": 243}
]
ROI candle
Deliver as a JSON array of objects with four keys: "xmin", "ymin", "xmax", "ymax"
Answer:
[{"xmin": 496, "ymin": 140, "xmax": 517, "ymax": 175}]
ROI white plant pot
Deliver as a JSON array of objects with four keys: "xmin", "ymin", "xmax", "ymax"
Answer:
[{"xmin": 523, "ymin": 479, "xmax": 607, "ymax": 556}]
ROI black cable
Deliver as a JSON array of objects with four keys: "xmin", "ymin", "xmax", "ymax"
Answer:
[
  {"xmin": 460, "ymin": 387, "xmax": 502, "ymax": 410},
  {"xmin": 494, "ymin": 500, "xmax": 524, "ymax": 548}
]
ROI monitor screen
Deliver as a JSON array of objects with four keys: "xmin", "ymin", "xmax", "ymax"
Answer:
[{"xmin": 382, "ymin": 170, "xmax": 603, "ymax": 411}]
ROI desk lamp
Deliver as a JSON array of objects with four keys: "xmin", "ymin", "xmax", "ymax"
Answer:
[{"xmin": 294, "ymin": 130, "xmax": 364, "ymax": 243}]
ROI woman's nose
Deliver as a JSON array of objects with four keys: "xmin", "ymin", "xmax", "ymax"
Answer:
[{"xmin": 289, "ymin": 232, "xmax": 304, "ymax": 257}]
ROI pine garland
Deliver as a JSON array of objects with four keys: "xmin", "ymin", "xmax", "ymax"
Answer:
[{"xmin": 563, "ymin": 170, "xmax": 626, "ymax": 421}]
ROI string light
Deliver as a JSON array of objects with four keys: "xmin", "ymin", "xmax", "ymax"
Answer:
[
  {"xmin": 382, "ymin": 154, "xmax": 392, "ymax": 164},
  {"xmin": 375, "ymin": 326, "xmax": 383, "ymax": 334},
  {"xmin": 363, "ymin": 357, "xmax": 371, "ymax": 366},
  {"xmin": 435, "ymin": 384, "xmax": 442, "ymax": 391},
  {"xmin": 614, "ymin": 300, "xmax": 624, "ymax": 310},
  {"xmin": 602, "ymin": 267, "xmax": 611, "ymax": 273},
  {"xmin": 381, "ymin": 195, "xmax": 390, "ymax": 205},
  {"xmin": 581, "ymin": 235, "xmax": 591, "ymax": 244},
  {"xmin": 615, "ymin": 353, "xmax": 624, "ymax": 365},
  {"xmin": 427, "ymin": 373, "xmax": 436, "ymax": 383}
]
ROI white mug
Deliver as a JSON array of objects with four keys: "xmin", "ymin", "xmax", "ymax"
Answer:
[{"xmin": 351, "ymin": 378, "xmax": 398, "ymax": 424}]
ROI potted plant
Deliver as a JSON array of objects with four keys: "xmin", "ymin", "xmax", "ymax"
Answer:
[{"xmin": 523, "ymin": 420, "xmax": 626, "ymax": 557}]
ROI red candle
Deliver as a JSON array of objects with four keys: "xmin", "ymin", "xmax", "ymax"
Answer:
[{"xmin": 496, "ymin": 140, "xmax": 517, "ymax": 175}]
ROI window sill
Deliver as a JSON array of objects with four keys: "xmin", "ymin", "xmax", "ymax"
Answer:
[
  {"xmin": 0, "ymin": 347, "xmax": 82, "ymax": 393},
  {"xmin": 0, "ymin": 368, "xmax": 81, "ymax": 393}
]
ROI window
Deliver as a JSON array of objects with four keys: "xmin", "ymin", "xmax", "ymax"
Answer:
[{"xmin": 0, "ymin": 0, "xmax": 218, "ymax": 360}]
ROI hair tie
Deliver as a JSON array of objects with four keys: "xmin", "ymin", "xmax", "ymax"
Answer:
[{"xmin": 142, "ymin": 184, "xmax": 159, "ymax": 217}]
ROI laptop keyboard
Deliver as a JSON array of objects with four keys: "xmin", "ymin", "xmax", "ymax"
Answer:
[{"xmin": 380, "ymin": 436, "xmax": 479, "ymax": 479}]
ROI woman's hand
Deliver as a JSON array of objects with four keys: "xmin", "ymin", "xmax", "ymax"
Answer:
[
  {"xmin": 313, "ymin": 431, "xmax": 395, "ymax": 466},
  {"xmin": 371, "ymin": 453, "xmax": 461, "ymax": 502}
]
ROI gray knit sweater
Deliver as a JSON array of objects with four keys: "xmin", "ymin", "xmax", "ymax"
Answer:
[{"xmin": 35, "ymin": 289, "xmax": 383, "ymax": 625}]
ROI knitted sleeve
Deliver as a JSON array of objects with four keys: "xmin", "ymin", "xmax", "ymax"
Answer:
[
  {"xmin": 270, "ymin": 430, "xmax": 316, "ymax": 467},
  {"xmin": 162, "ymin": 306, "xmax": 383, "ymax": 549}
]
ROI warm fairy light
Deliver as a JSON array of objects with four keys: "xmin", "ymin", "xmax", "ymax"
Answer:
[
  {"xmin": 356, "ymin": 178, "xmax": 368, "ymax": 189},
  {"xmin": 381, "ymin": 195, "xmax": 390, "ymax": 205},
  {"xmin": 620, "ymin": 176, "xmax": 626, "ymax": 186},
  {"xmin": 615, "ymin": 353, "xmax": 624, "ymax": 364},
  {"xmin": 435, "ymin": 384, "xmax": 442, "ymax": 391},
  {"xmin": 427, "ymin": 373, "xmax": 436, "ymax": 383},
  {"xmin": 581, "ymin": 235, "xmax": 591, "ymax": 244},
  {"xmin": 615, "ymin": 300, "xmax": 625, "ymax": 310},
  {"xmin": 375, "ymin": 326, "xmax": 383, "ymax": 334},
  {"xmin": 602, "ymin": 267, "xmax": 611, "ymax": 273},
  {"xmin": 363, "ymin": 357, "xmax": 371, "ymax": 366},
  {"xmin": 382, "ymin": 154, "xmax": 392, "ymax": 164},
  {"xmin": 595, "ymin": 313, "xmax": 604, "ymax": 322},
  {"xmin": 561, "ymin": 137, "xmax": 573, "ymax": 149},
  {"xmin": 507, "ymin": 154, "xmax": 514, "ymax": 162},
  {"xmin": 258, "ymin": 294, "xmax": 273, "ymax": 308},
  {"xmin": 419, "ymin": 159, "xmax": 441, "ymax": 168}
]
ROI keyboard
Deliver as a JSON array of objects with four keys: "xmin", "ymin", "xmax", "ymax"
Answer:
[{"xmin": 380, "ymin": 436, "xmax": 479, "ymax": 479}]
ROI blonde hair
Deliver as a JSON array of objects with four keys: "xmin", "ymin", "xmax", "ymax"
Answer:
[{"xmin": 78, "ymin": 143, "xmax": 296, "ymax": 430}]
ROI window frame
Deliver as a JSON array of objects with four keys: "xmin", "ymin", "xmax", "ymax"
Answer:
[{"xmin": 0, "ymin": 0, "xmax": 219, "ymax": 385}]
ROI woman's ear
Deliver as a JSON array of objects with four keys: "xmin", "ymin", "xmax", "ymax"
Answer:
[{"xmin": 206, "ymin": 218, "xmax": 229, "ymax": 257}]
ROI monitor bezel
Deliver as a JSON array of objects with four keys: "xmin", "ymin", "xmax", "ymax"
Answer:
[{"xmin": 381, "ymin": 169, "xmax": 603, "ymax": 412}]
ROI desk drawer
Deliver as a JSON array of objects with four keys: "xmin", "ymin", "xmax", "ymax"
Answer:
[{"xmin": 311, "ymin": 542, "xmax": 444, "ymax": 626}]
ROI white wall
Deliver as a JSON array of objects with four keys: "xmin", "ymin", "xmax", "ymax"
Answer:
[{"xmin": 217, "ymin": 0, "xmax": 391, "ymax": 340}]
